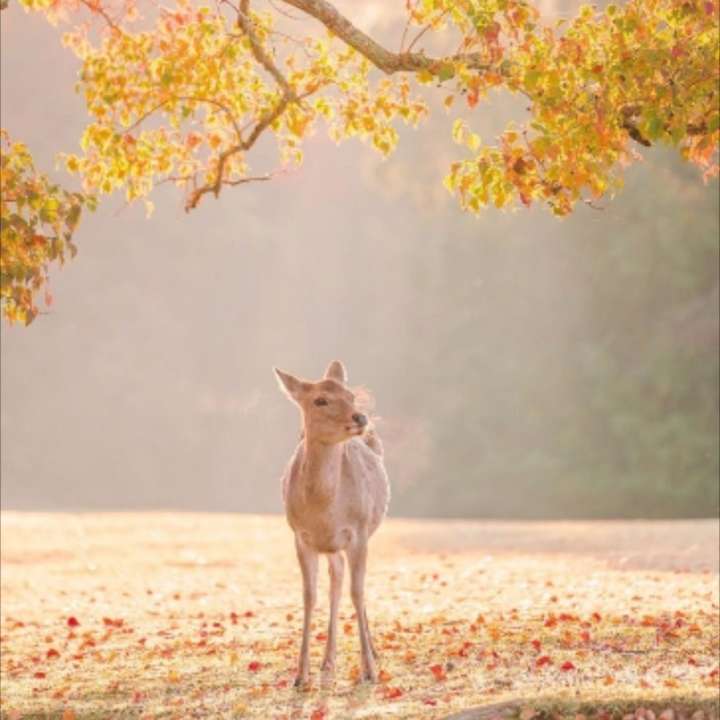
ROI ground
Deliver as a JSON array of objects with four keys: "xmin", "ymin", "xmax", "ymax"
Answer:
[{"xmin": 0, "ymin": 513, "xmax": 718, "ymax": 720}]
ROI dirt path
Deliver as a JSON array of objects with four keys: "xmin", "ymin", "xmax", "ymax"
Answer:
[{"xmin": 1, "ymin": 514, "xmax": 718, "ymax": 719}]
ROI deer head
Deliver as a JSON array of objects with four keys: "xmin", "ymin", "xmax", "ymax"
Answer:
[{"xmin": 274, "ymin": 361, "xmax": 369, "ymax": 445}]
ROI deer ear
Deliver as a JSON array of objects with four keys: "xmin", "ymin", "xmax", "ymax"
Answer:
[
  {"xmin": 274, "ymin": 368, "xmax": 304, "ymax": 402},
  {"xmin": 324, "ymin": 360, "xmax": 347, "ymax": 383}
]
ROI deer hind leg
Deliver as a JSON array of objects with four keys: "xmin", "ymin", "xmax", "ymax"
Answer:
[
  {"xmin": 321, "ymin": 552, "xmax": 344, "ymax": 674},
  {"xmin": 346, "ymin": 540, "xmax": 377, "ymax": 682},
  {"xmin": 364, "ymin": 607, "xmax": 378, "ymax": 660},
  {"xmin": 294, "ymin": 537, "xmax": 318, "ymax": 688}
]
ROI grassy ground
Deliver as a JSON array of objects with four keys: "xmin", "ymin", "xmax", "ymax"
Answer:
[{"xmin": 1, "ymin": 513, "xmax": 718, "ymax": 720}]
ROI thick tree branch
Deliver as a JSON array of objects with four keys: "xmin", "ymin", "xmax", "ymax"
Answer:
[{"xmin": 278, "ymin": 0, "xmax": 491, "ymax": 74}]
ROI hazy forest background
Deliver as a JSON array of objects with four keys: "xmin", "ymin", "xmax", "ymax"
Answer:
[{"xmin": 1, "ymin": 0, "xmax": 718, "ymax": 520}]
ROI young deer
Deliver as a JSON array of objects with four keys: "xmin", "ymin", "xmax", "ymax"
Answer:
[{"xmin": 275, "ymin": 361, "xmax": 389, "ymax": 687}]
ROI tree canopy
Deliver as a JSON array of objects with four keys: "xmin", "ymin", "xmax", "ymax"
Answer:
[{"xmin": 1, "ymin": 0, "xmax": 718, "ymax": 324}]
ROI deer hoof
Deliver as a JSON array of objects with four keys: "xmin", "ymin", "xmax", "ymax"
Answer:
[{"xmin": 293, "ymin": 674, "xmax": 310, "ymax": 689}]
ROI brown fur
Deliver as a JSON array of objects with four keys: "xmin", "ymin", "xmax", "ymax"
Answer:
[{"xmin": 275, "ymin": 360, "xmax": 390, "ymax": 685}]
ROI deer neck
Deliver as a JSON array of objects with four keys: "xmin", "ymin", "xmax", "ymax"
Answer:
[{"xmin": 301, "ymin": 438, "xmax": 343, "ymax": 504}]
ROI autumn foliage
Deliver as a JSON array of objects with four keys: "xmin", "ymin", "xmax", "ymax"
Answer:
[{"xmin": 1, "ymin": 0, "xmax": 718, "ymax": 323}]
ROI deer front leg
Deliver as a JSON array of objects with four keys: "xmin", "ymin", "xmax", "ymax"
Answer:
[
  {"xmin": 294, "ymin": 536, "xmax": 318, "ymax": 688},
  {"xmin": 321, "ymin": 552, "xmax": 344, "ymax": 674},
  {"xmin": 346, "ymin": 540, "xmax": 377, "ymax": 682}
]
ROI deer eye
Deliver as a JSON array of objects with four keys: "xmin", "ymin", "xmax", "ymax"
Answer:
[{"xmin": 313, "ymin": 397, "xmax": 328, "ymax": 407}]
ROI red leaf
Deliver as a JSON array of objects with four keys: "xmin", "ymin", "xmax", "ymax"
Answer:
[
  {"xmin": 531, "ymin": 639, "xmax": 541, "ymax": 652},
  {"xmin": 382, "ymin": 686, "xmax": 404, "ymax": 699},
  {"xmin": 544, "ymin": 615, "xmax": 557, "ymax": 628},
  {"xmin": 535, "ymin": 655, "xmax": 552, "ymax": 667},
  {"xmin": 560, "ymin": 661, "xmax": 576, "ymax": 671},
  {"xmin": 46, "ymin": 648, "xmax": 60, "ymax": 659},
  {"xmin": 429, "ymin": 664, "xmax": 447, "ymax": 681},
  {"xmin": 247, "ymin": 661, "xmax": 262, "ymax": 672},
  {"xmin": 66, "ymin": 617, "xmax": 80, "ymax": 628},
  {"xmin": 423, "ymin": 698, "xmax": 438, "ymax": 706},
  {"xmin": 33, "ymin": 671, "xmax": 47, "ymax": 679},
  {"xmin": 310, "ymin": 709, "xmax": 326, "ymax": 720}
]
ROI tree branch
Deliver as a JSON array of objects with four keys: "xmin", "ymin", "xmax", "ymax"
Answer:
[
  {"xmin": 278, "ymin": 0, "xmax": 491, "ymax": 74},
  {"xmin": 185, "ymin": 0, "xmax": 298, "ymax": 210},
  {"xmin": 237, "ymin": 1, "xmax": 297, "ymax": 99}
]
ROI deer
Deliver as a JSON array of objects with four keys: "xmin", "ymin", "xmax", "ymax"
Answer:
[{"xmin": 274, "ymin": 360, "xmax": 390, "ymax": 687}]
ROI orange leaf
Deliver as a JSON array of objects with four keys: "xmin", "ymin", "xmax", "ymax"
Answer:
[{"xmin": 430, "ymin": 664, "xmax": 446, "ymax": 681}]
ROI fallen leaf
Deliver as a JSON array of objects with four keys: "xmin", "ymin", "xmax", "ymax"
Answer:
[
  {"xmin": 560, "ymin": 661, "xmax": 576, "ymax": 671},
  {"xmin": 430, "ymin": 663, "xmax": 447, "ymax": 681},
  {"xmin": 66, "ymin": 617, "xmax": 79, "ymax": 628}
]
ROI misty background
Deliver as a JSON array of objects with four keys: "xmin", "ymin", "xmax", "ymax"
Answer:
[{"xmin": 1, "ymin": 1, "xmax": 718, "ymax": 519}]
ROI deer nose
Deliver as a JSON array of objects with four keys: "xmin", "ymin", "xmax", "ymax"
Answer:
[{"xmin": 352, "ymin": 413, "xmax": 368, "ymax": 427}]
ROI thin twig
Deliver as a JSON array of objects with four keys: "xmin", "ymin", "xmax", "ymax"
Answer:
[
  {"xmin": 78, "ymin": 0, "xmax": 121, "ymax": 31},
  {"xmin": 406, "ymin": 9, "xmax": 449, "ymax": 55}
]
